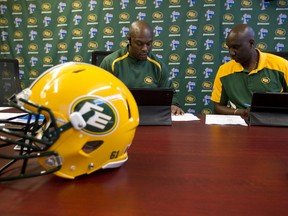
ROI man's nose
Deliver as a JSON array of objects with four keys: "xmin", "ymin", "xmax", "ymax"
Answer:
[{"xmin": 141, "ymin": 44, "xmax": 149, "ymax": 52}]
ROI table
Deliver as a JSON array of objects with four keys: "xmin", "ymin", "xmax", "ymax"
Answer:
[{"xmin": 1, "ymin": 115, "xmax": 288, "ymax": 216}]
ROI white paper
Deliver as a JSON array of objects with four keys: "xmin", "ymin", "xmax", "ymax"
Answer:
[
  {"xmin": 0, "ymin": 113, "xmax": 27, "ymax": 120},
  {"xmin": 0, "ymin": 107, "xmax": 12, "ymax": 111},
  {"xmin": 172, "ymin": 113, "xmax": 200, "ymax": 121},
  {"xmin": 205, "ymin": 114, "xmax": 248, "ymax": 126}
]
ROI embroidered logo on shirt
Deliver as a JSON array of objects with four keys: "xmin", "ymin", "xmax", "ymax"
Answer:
[
  {"xmin": 261, "ymin": 77, "xmax": 270, "ymax": 84},
  {"xmin": 144, "ymin": 76, "xmax": 153, "ymax": 84}
]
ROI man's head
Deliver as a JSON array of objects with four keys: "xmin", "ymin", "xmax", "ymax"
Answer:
[
  {"xmin": 226, "ymin": 24, "xmax": 256, "ymax": 65},
  {"xmin": 127, "ymin": 20, "xmax": 153, "ymax": 61}
]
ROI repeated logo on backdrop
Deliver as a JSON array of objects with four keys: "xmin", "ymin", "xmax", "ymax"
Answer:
[{"xmin": 0, "ymin": 0, "xmax": 287, "ymax": 113}]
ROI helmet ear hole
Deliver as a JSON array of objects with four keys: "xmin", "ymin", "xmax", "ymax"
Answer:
[{"xmin": 82, "ymin": 140, "xmax": 104, "ymax": 153}]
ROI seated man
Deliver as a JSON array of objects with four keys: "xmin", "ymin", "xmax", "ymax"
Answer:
[
  {"xmin": 100, "ymin": 20, "xmax": 184, "ymax": 115},
  {"xmin": 211, "ymin": 24, "xmax": 288, "ymax": 116}
]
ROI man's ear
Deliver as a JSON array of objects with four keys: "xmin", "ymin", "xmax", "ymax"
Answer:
[{"xmin": 249, "ymin": 39, "xmax": 255, "ymax": 47}]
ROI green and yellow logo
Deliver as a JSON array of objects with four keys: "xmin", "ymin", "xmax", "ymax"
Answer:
[
  {"xmin": 43, "ymin": 30, "xmax": 53, "ymax": 38},
  {"xmin": 186, "ymin": 67, "xmax": 196, "ymax": 76},
  {"xmin": 119, "ymin": 12, "xmax": 130, "ymax": 21},
  {"xmin": 28, "ymin": 43, "xmax": 38, "ymax": 52},
  {"xmin": 204, "ymin": 0, "xmax": 215, "ymax": 3},
  {"xmin": 14, "ymin": 31, "xmax": 23, "ymax": 39},
  {"xmin": 135, "ymin": 0, "xmax": 146, "ymax": 6},
  {"xmin": 153, "ymin": 40, "xmax": 163, "ymax": 48},
  {"xmin": 258, "ymin": 14, "xmax": 269, "ymax": 22},
  {"xmin": 223, "ymin": 13, "xmax": 234, "ymax": 22},
  {"xmin": 27, "ymin": 17, "xmax": 37, "ymax": 25},
  {"xmin": 88, "ymin": 41, "xmax": 98, "ymax": 49},
  {"xmin": 16, "ymin": 57, "xmax": 24, "ymax": 64},
  {"xmin": 203, "ymin": 53, "xmax": 214, "ymax": 62},
  {"xmin": 185, "ymin": 95, "xmax": 196, "ymax": 103},
  {"xmin": 202, "ymin": 109, "xmax": 212, "ymax": 114},
  {"xmin": 58, "ymin": 43, "xmax": 68, "ymax": 51},
  {"xmin": 169, "ymin": 54, "xmax": 180, "ymax": 62},
  {"xmin": 169, "ymin": 25, "xmax": 180, "ymax": 34},
  {"xmin": 71, "ymin": 96, "xmax": 118, "ymax": 136},
  {"xmin": 41, "ymin": 3, "xmax": 51, "ymax": 11},
  {"xmin": 202, "ymin": 81, "xmax": 213, "ymax": 90},
  {"xmin": 172, "ymin": 81, "xmax": 180, "ymax": 89},
  {"xmin": 261, "ymin": 77, "xmax": 270, "ymax": 84},
  {"xmin": 0, "ymin": 18, "xmax": 8, "ymax": 26},
  {"xmin": 256, "ymin": 42, "xmax": 268, "ymax": 51},
  {"xmin": 144, "ymin": 76, "xmax": 153, "ymax": 84},
  {"xmin": 72, "ymin": 1, "xmax": 82, "ymax": 9},
  {"xmin": 0, "ymin": 44, "xmax": 9, "ymax": 52},
  {"xmin": 12, "ymin": 4, "xmax": 22, "ymax": 12},
  {"xmin": 120, "ymin": 40, "xmax": 128, "ymax": 48},
  {"xmin": 30, "ymin": 69, "xmax": 39, "ymax": 77},
  {"xmin": 43, "ymin": 56, "xmax": 53, "ymax": 64},
  {"xmin": 57, "ymin": 16, "xmax": 67, "ymax": 24},
  {"xmin": 170, "ymin": 0, "xmax": 180, "ymax": 4},
  {"xmin": 203, "ymin": 24, "xmax": 215, "ymax": 33},
  {"xmin": 186, "ymin": 10, "xmax": 198, "ymax": 19},
  {"xmin": 73, "ymin": 55, "xmax": 83, "ymax": 62},
  {"xmin": 242, "ymin": 0, "xmax": 253, "ymax": 7},
  {"xmin": 103, "ymin": 27, "xmax": 114, "ymax": 35},
  {"xmin": 152, "ymin": 11, "xmax": 163, "ymax": 20},
  {"xmin": 278, "ymin": 0, "xmax": 288, "ymax": 7},
  {"xmin": 186, "ymin": 39, "xmax": 197, "ymax": 48},
  {"xmin": 87, "ymin": 14, "xmax": 98, "ymax": 22},
  {"xmin": 103, "ymin": 0, "xmax": 113, "ymax": 7},
  {"xmin": 72, "ymin": 28, "xmax": 83, "ymax": 37},
  {"xmin": 222, "ymin": 42, "xmax": 228, "ymax": 50},
  {"xmin": 275, "ymin": 28, "xmax": 286, "ymax": 37}
]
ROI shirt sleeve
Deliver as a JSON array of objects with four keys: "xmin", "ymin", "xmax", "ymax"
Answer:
[{"xmin": 211, "ymin": 66, "xmax": 223, "ymax": 104}]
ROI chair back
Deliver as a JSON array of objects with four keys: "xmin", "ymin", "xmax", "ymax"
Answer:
[
  {"xmin": 0, "ymin": 58, "xmax": 21, "ymax": 106},
  {"xmin": 91, "ymin": 50, "xmax": 113, "ymax": 66}
]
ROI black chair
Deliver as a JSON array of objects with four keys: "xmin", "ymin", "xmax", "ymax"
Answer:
[
  {"xmin": 0, "ymin": 58, "xmax": 21, "ymax": 106},
  {"xmin": 91, "ymin": 50, "xmax": 113, "ymax": 66}
]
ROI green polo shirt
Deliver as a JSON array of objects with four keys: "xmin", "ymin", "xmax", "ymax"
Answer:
[
  {"xmin": 100, "ymin": 46, "xmax": 179, "ymax": 105},
  {"xmin": 211, "ymin": 49, "xmax": 288, "ymax": 109}
]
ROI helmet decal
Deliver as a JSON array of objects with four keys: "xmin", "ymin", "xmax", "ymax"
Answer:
[{"xmin": 70, "ymin": 96, "xmax": 119, "ymax": 136}]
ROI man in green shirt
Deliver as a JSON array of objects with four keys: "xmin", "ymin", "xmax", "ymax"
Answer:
[
  {"xmin": 211, "ymin": 24, "xmax": 288, "ymax": 116},
  {"xmin": 100, "ymin": 20, "xmax": 184, "ymax": 115}
]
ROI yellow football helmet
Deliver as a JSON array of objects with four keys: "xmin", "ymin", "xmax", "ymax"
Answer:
[{"xmin": 0, "ymin": 62, "xmax": 139, "ymax": 180}]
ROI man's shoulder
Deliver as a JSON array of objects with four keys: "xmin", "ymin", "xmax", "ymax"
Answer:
[
  {"xmin": 219, "ymin": 59, "xmax": 238, "ymax": 71},
  {"xmin": 148, "ymin": 52, "xmax": 162, "ymax": 61},
  {"xmin": 148, "ymin": 53, "xmax": 167, "ymax": 66},
  {"xmin": 263, "ymin": 51, "xmax": 288, "ymax": 62},
  {"xmin": 107, "ymin": 48, "xmax": 127, "ymax": 59}
]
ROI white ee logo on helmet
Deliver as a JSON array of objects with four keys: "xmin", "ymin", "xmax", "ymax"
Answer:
[{"xmin": 70, "ymin": 96, "xmax": 119, "ymax": 136}]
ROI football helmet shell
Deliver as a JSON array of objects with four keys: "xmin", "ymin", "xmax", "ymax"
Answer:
[{"xmin": 0, "ymin": 62, "xmax": 139, "ymax": 180}]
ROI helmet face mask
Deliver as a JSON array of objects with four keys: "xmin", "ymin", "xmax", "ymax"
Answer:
[{"xmin": 0, "ymin": 62, "xmax": 139, "ymax": 181}]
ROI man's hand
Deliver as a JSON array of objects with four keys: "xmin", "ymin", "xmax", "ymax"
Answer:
[{"xmin": 171, "ymin": 105, "xmax": 184, "ymax": 115}]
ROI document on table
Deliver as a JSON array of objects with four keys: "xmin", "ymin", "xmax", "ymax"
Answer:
[
  {"xmin": 0, "ymin": 107, "xmax": 12, "ymax": 111},
  {"xmin": 205, "ymin": 114, "xmax": 248, "ymax": 126},
  {"xmin": 0, "ymin": 113, "xmax": 27, "ymax": 120},
  {"xmin": 172, "ymin": 113, "xmax": 200, "ymax": 121}
]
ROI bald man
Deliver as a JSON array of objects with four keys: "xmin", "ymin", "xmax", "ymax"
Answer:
[
  {"xmin": 100, "ymin": 20, "xmax": 184, "ymax": 115},
  {"xmin": 211, "ymin": 24, "xmax": 288, "ymax": 116}
]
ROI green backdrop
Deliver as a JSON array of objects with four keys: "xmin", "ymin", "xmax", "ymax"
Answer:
[{"xmin": 0, "ymin": 0, "xmax": 287, "ymax": 113}]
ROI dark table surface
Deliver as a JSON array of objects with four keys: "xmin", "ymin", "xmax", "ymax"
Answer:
[{"xmin": 1, "ymin": 115, "xmax": 288, "ymax": 216}]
